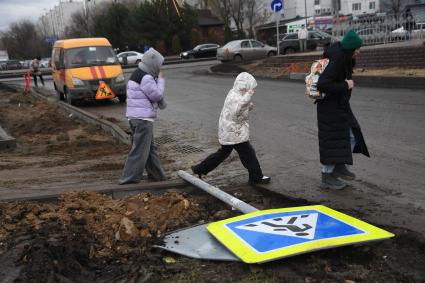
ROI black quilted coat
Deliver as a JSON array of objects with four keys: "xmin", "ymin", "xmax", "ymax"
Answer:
[{"xmin": 316, "ymin": 43, "xmax": 370, "ymax": 165}]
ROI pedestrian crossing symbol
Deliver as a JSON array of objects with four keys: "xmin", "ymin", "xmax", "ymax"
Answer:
[
  {"xmin": 207, "ymin": 205, "xmax": 394, "ymax": 263},
  {"xmin": 96, "ymin": 81, "xmax": 115, "ymax": 100},
  {"xmin": 236, "ymin": 212, "xmax": 318, "ymax": 239}
]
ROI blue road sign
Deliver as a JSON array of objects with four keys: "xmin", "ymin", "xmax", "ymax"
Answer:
[
  {"xmin": 208, "ymin": 205, "xmax": 394, "ymax": 263},
  {"xmin": 271, "ymin": 0, "xmax": 283, "ymax": 12},
  {"xmin": 45, "ymin": 37, "xmax": 58, "ymax": 44}
]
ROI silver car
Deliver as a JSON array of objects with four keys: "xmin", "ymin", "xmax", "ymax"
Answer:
[{"xmin": 217, "ymin": 39, "xmax": 277, "ymax": 62}]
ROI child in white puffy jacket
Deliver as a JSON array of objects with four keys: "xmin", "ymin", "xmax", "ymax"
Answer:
[{"xmin": 192, "ymin": 72, "xmax": 270, "ymax": 184}]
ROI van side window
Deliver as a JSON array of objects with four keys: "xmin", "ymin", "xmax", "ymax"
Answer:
[
  {"xmin": 59, "ymin": 49, "xmax": 65, "ymax": 68},
  {"xmin": 53, "ymin": 48, "xmax": 61, "ymax": 68}
]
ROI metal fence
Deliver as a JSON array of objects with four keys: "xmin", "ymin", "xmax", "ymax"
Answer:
[{"xmin": 331, "ymin": 14, "xmax": 425, "ymax": 46}]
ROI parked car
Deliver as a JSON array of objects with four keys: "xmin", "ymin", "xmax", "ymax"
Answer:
[
  {"xmin": 180, "ymin": 43, "xmax": 220, "ymax": 59},
  {"xmin": 355, "ymin": 28, "xmax": 386, "ymax": 44},
  {"xmin": 391, "ymin": 23, "xmax": 425, "ymax": 39},
  {"xmin": 22, "ymin": 60, "xmax": 32, "ymax": 68},
  {"xmin": 216, "ymin": 39, "xmax": 277, "ymax": 62},
  {"xmin": 117, "ymin": 51, "xmax": 144, "ymax": 65},
  {"xmin": 39, "ymin": 57, "xmax": 51, "ymax": 68},
  {"xmin": 279, "ymin": 31, "xmax": 332, "ymax": 55},
  {"xmin": 3, "ymin": 60, "xmax": 22, "ymax": 70}
]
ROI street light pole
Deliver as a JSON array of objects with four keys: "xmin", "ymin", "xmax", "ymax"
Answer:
[{"xmin": 305, "ymin": 0, "xmax": 308, "ymax": 27}]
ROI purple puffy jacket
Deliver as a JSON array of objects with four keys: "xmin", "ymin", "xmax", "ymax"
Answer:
[{"xmin": 125, "ymin": 70, "xmax": 164, "ymax": 119}]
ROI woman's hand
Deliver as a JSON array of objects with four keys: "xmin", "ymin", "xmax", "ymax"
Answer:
[{"xmin": 345, "ymin": 79, "xmax": 354, "ymax": 90}]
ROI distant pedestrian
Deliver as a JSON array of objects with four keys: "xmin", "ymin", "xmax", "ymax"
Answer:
[
  {"xmin": 119, "ymin": 48, "xmax": 167, "ymax": 185},
  {"xmin": 30, "ymin": 56, "xmax": 44, "ymax": 87},
  {"xmin": 298, "ymin": 25, "xmax": 308, "ymax": 52},
  {"xmin": 316, "ymin": 30, "xmax": 370, "ymax": 189},
  {"xmin": 191, "ymin": 72, "xmax": 271, "ymax": 185}
]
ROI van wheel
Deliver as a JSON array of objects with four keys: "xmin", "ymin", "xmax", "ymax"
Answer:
[{"xmin": 64, "ymin": 87, "xmax": 74, "ymax": 105}]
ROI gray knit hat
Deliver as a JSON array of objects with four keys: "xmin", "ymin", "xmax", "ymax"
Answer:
[{"xmin": 138, "ymin": 48, "xmax": 164, "ymax": 78}]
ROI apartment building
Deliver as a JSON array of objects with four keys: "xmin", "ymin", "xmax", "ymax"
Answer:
[{"xmin": 37, "ymin": 0, "xmax": 84, "ymax": 38}]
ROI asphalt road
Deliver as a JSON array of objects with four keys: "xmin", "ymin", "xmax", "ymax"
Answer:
[{"xmin": 3, "ymin": 62, "xmax": 425, "ymax": 235}]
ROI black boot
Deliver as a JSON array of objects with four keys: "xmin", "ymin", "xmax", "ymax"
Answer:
[
  {"xmin": 191, "ymin": 165, "xmax": 203, "ymax": 179},
  {"xmin": 333, "ymin": 164, "xmax": 356, "ymax": 180},
  {"xmin": 320, "ymin": 173, "xmax": 347, "ymax": 190},
  {"xmin": 249, "ymin": 176, "xmax": 271, "ymax": 185}
]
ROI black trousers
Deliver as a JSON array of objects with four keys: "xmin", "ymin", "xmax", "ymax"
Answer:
[
  {"xmin": 32, "ymin": 74, "xmax": 44, "ymax": 87},
  {"xmin": 193, "ymin": 141, "xmax": 263, "ymax": 182}
]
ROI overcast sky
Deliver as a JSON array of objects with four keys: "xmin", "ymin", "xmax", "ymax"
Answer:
[{"xmin": 0, "ymin": 0, "xmax": 78, "ymax": 31}]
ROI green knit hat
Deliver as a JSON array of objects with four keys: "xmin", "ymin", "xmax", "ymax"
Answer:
[{"xmin": 341, "ymin": 30, "xmax": 363, "ymax": 50}]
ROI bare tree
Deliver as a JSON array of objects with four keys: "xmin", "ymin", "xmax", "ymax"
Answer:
[
  {"xmin": 65, "ymin": 10, "xmax": 91, "ymax": 38},
  {"xmin": 210, "ymin": 0, "xmax": 231, "ymax": 27},
  {"xmin": 229, "ymin": 0, "xmax": 245, "ymax": 38},
  {"xmin": 1, "ymin": 21, "xmax": 46, "ymax": 59},
  {"xmin": 383, "ymin": 0, "xmax": 412, "ymax": 19},
  {"xmin": 209, "ymin": 0, "xmax": 233, "ymax": 41},
  {"xmin": 245, "ymin": 0, "xmax": 271, "ymax": 38}
]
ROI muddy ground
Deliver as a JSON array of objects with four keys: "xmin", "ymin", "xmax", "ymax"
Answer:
[
  {"xmin": 1, "ymin": 189, "xmax": 425, "ymax": 283},
  {"xmin": 0, "ymin": 86, "xmax": 185, "ymax": 199},
  {"xmin": 0, "ymin": 86, "xmax": 425, "ymax": 282}
]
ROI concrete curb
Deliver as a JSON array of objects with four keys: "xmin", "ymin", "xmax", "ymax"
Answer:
[
  {"xmin": 0, "ymin": 179, "xmax": 194, "ymax": 202},
  {"xmin": 31, "ymin": 87, "xmax": 131, "ymax": 145},
  {"xmin": 0, "ymin": 126, "xmax": 16, "ymax": 150},
  {"xmin": 208, "ymin": 68, "xmax": 425, "ymax": 90}
]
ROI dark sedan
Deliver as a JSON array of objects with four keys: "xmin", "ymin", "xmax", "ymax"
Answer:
[
  {"xmin": 4, "ymin": 60, "xmax": 22, "ymax": 70},
  {"xmin": 279, "ymin": 31, "xmax": 334, "ymax": 55},
  {"xmin": 180, "ymin": 43, "xmax": 220, "ymax": 59}
]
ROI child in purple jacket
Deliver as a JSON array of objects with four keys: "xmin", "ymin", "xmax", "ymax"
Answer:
[{"xmin": 119, "ymin": 48, "xmax": 167, "ymax": 185}]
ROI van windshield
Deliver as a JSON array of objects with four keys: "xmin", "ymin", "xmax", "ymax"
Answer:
[{"xmin": 66, "ymin": 46, "xmax": 118, "ymax": 68}]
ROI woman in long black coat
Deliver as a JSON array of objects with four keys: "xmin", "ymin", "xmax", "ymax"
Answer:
[{"xmin": 316, "ymin": 30, "xmax": 370, "ymax": 189}]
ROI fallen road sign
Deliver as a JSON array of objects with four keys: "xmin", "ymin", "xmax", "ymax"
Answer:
[{"xmin": 207, "ymin": 205, "xmax": 394, "ymax": 263}]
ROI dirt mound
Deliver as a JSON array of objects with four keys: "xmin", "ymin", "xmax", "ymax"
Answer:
[
  {"xmin": 3, "ymin": 97, "xmax": 74, "ymax": 136},
  {"xmin": 0, "ymin": 191, "xmax": 223, "ymax": 282},
  {"xmin": 0, "ymin": 191, "xmax": 206, "ymax": 258},
  {"xmin": 1, "ymin": 188, "xmax": 425, "ymax": 282},
  {"xmin": 0, "ymin": 91, "xmax": 127, "ymax": 158},
  {"xmin": 210, "ymin": 63, "xmax": 246, "ymax": 74}
]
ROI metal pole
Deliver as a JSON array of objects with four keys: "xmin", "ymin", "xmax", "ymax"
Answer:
[
  {"xmin": 305, "ymin": 0, "xmax": 308, "ymax": 27},
  {"xmin": 276, "ymin": 10, "xmax": 280, "ymax": 55},
  {"xmin": 178, "ymin": 170, "xmax": 258, "ymax": 214},
  {"xmin": 335, "ymin": 0, "xmax": 340, "ymax": 36}
]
